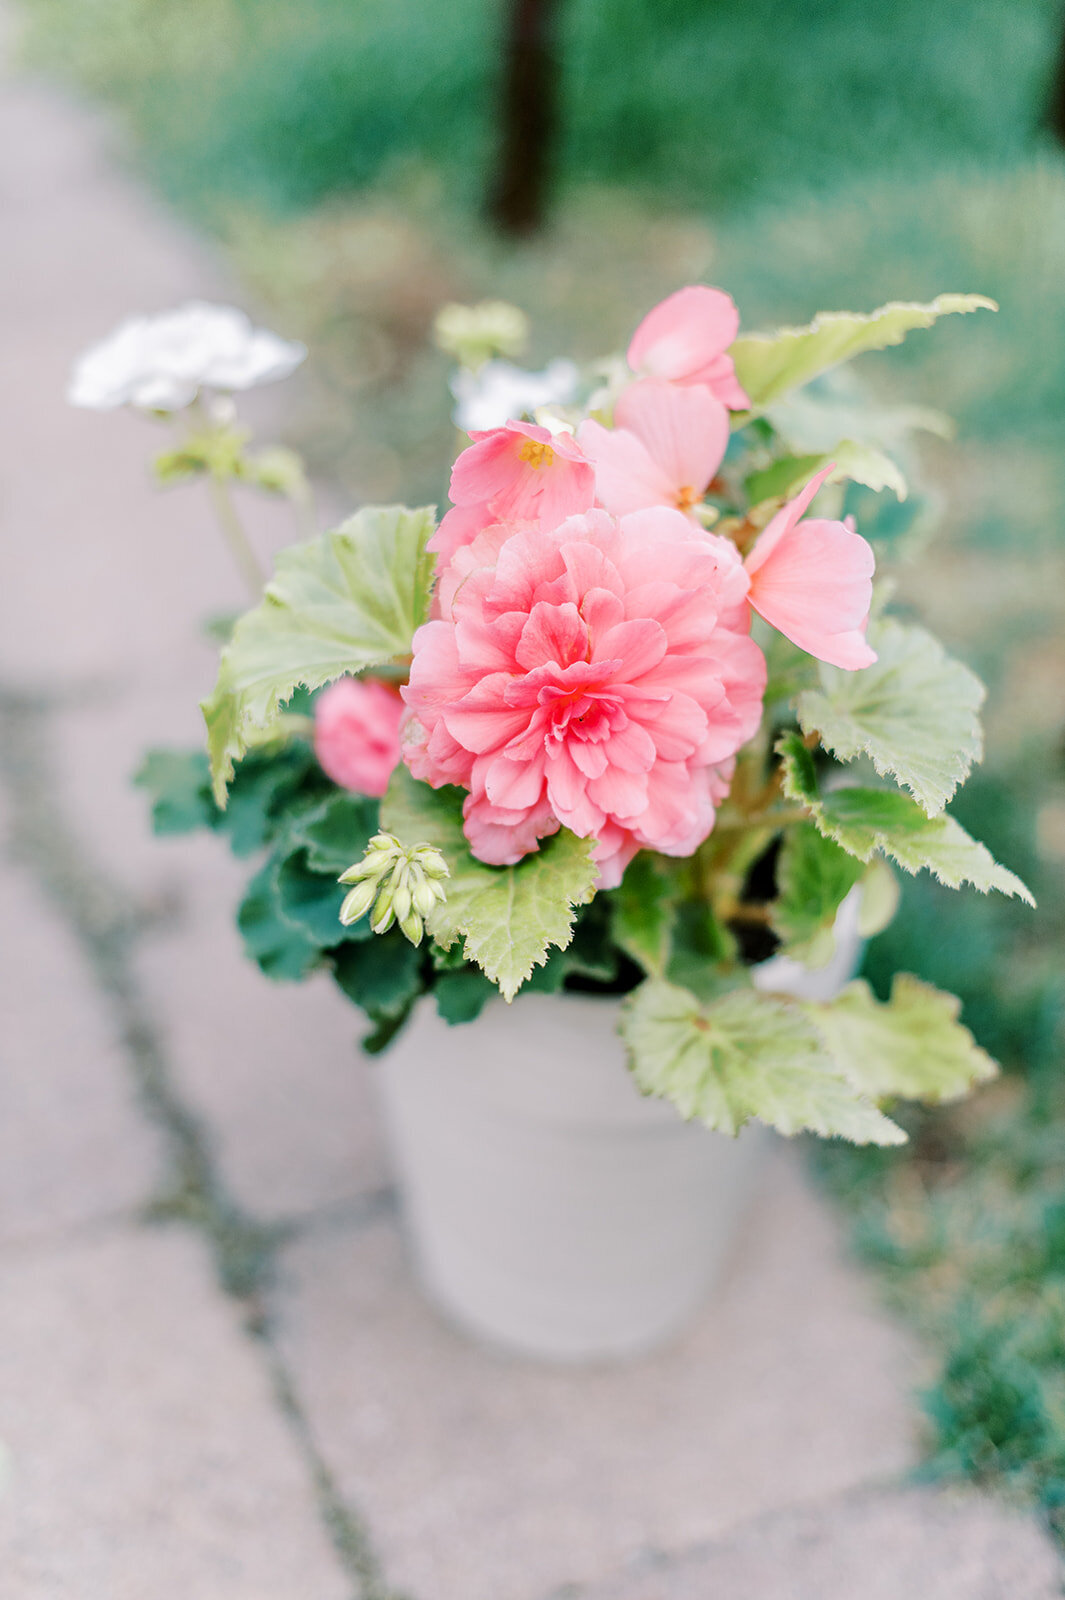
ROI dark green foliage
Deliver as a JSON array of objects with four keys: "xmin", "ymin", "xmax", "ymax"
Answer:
[
  {"xmin": 433, "ymin": 965, "xmax": 498, "ymax": 1025},
  {"xmin": 236, "ymin": 857, "xmax": 320, "ymax": 980},
  {"xmin": 134, "ymin": 748, "xmax": 216, "ymax": 834},
  {"xmin": 330, "ymin": 932, "xmax": 424, "ymax": 1018}
]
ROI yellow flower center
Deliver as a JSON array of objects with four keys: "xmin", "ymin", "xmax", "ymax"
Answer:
[
  {"xmin": 675, "ymin": 484, "xmax": 699, "ymax": 511},
  {"xmin": 517, "ymin": 438, "xmax": 555, "ymax": 470}
]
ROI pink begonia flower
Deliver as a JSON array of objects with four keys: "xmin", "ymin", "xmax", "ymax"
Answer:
[
  {"xmin": 314, "ymin": 678, "xmax": 405, "ymax": 798},
  {"xmin": 403, "ymin": 507, "xmax": 766, "ymax": 887},
  {"xmin": 448, "ymin": 419, "xmax": 596, "ymax": 529},
  {"xmin": 578, "ymin": 377, "xmax": 729, "ymax": 518},
  {"xmin": 627, "ymin": 285, "xmax": 750, "ymax": 410},
  {"xmin": 744, "ymin": 467, "xmax": 877, "ymax": 670}
]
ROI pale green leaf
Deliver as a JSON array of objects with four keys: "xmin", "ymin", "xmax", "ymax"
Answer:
[
  {"xmin": 731, "ymin": 294, "xmax": 997, "ymax": 411},
  {"xmin": 380, "ymin": 766, "xmax": 598, "ymax": 1001},
  {"xmin": 777, "ymin": 734, "xmax": 1034, "ymax": 904},
  {"xmin": 202, "ymin": 504, "xmax": 436, "ymax": 803},
  {"xmin": 771, "ymin": 822, "xmax": 864, "ymax": 963},
  {"xmin": 620, "ymin": 980, "xmax": 905, "ymax": 1145},
  {"xmin": 797, "ymin": 618, "xmax": 985, "ymax": 816},
  {"xmin": 807, "ymin": 974, "xmax": 997, "ymax": 1104},
  {"xmin": 746, "ymin": 440, "xmax": 907, "ymax": 506}
]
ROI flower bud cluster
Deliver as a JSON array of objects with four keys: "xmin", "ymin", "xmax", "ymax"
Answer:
[{"xmin": 338, "ymin": 834, "xmax": 449, "ymax": 946}]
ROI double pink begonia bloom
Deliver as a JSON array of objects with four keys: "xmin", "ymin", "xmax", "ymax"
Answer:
[
  {"xmin": 744, "ymin": 467, "xmax": 877, "ymax": 670},
  {"xmin": 627, "ymin": 285, "xmax": 750, "ymax": 410},
  {"xmin": 403, "ymin": 507, "xmax": 766, "ymax": 887},
  {"xmin": 314, "ymin": 677, "xmax": 405, "ymax": 798}
]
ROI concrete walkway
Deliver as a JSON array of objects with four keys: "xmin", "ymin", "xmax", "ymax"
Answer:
[{"xmin": 0, "ymin": 17, "xmax": 1061, "ymax": 1599}]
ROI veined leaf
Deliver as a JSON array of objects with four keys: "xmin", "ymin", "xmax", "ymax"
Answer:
[
  {"xmin": 807, "ymin": 974, "xmax": 997, "ymax": 1104},
  {"xmin": 731, "ymin": 294, "xmax": 996, "ymax": 412},
  {"xmin": 797, "ymin": 618, "xmax": 985, "ymax": 816},
  {"xmin": 380, "ymin": 766, "xmax": 598, "ymax": 1001},
  {"xmin": 777, "ymin": 734, "xmax": 1034, "ymax": 903},
  {"xmin": 620, "ymin": 979, "xmax": 904, "ymax": 1145},
  {"xmin": 202, "ymin": 504, "xmax": 436, "ymax": 803}
]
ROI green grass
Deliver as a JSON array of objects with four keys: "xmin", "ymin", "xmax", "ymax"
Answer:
[{"xmin": 18, "ymin": 0, "xmax": 1064, "ymax": 219}]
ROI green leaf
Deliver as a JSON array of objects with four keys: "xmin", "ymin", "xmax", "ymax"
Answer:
[
  {"xmin": 807, "ymin": 974, "xmax": 997, "ymax": 1104},
  {"xmin": 237, "ymin": 859, "xmax": 320, "ymax": 981},
  {"xmin": 771, "ymin": 823, "xmax": 865, "ymax": 963},
  {"xmin": 731, "ymin": 294, "xmax": 997, "ymax": 411},
  {"xmin": 665, "ymin": 900, "xmax": 737, "ymax": 998},
  {"xmin": 282, "ymin": 790, "xmax": 380, "ymax": 874},
  {"xmin": 134, "ymin": 749, "xmax": 216, "ymax": 835},
  {"xmin": 275, "ymin": 849, "xmax": 373, "ymax": 946},
  {"xmin": 219, "ymin": 743, "xmax": 319, "ymax": 856},
  {"xmin": 797, "ymin": 618, "xmax": 985, "ymax": 816},
  {"xmin": 202, "ymin": 504, "xmax": 436, "ymax": 803},
  {"xmin": 777, "ymin": 734, "xmax": 1034, "ymax": 903},
  {"xmin": 380, "ymin": 766, "xmax": 598, "ymax": 1001},
  {"xmin": 433, "ymin": 966, "xmax": 498, "ymax": 1025},
  {"xmin": 607, "ymin": 854, "xmax": 676, "ymax": 976},
  {"xmin": 746, "ymin": 439, "xmax": 907, "ymax": 505},
  {"xmin": 330, "ymin": 932, "xmax": 424, "ymax": 1019},
  {"xmin": 620, "ymin": 980, "xmax": 904, "ymax": 1145}
]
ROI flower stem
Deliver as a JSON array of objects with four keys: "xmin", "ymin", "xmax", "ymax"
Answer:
[{"xmin": 207, "ymin": 473, "xmax": 265, "ymax": 601}]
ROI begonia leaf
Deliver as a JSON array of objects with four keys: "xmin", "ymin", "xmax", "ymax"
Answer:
[
  {"xmin": 806, "ymin": 974, "xmax": 997, "ymax": 1104},
  {"xmin": 607, "ymin": 854, "xmax": 676, "ymax": 976},
  {"xmin": 380, "ymin": 766, "xmax": 598, "ymax": 1001},
  {"xmin": 746, "ymin": 439, "xmax": 907, "ymax": 505},
  {"xmin": 331, "ymin": 932, "xmax": 424, "ymax": 1019},
  {"xmin": 202, "ymin": 504, "xmax": 436, "ymax": 803},
  {"xmin": 237, "ymin": 858, "xmax": 321, "ymax": 981},
  {"xmin": 620, "ymin": 979, "xmax": 904, "ymax": 1145},
  {"xmin": 797, "ymin": 619, "xmax": 985, "ymax": 816},
  {"xmin": 731, "ymin": 294, "xmax": 996, "ymax": 411},
  {"xmin": 777, "ymin": 734, "xmax": 1034, "ymax": 903},
  {"xmin": 771, "ymin": 822, "xmax": 865, "ymax": 961}
]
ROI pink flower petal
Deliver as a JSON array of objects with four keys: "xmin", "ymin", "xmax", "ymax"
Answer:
[
  {"xmin": 745, "ymin": 469, "xmax": 877, "ymax": 670},
  {"xmin": 626, "ymin": 285, "xmax": 749, "ymax": 407},
  {"xmin": 614, "ymin": 378, "xmax": 729, "ymax": 504}
]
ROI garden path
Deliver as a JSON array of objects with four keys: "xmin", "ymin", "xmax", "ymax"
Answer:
[{"xmin": 0, "ymin": 13, "xmax": 1060, "ymax": 1598}]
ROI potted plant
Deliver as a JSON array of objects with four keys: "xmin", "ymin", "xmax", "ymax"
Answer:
[{"xmin": 70, "ymin": 284, "xmax": 1033, "ymax": 1360}]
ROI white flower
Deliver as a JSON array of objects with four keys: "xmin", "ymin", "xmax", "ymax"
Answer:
[
  {"xmin": 449, "ymin": 357, "xmax": 579, "ymax": 432},
  {"xmin": 67, "ymin": 301, "xmax": 307, "ymax": 412}
]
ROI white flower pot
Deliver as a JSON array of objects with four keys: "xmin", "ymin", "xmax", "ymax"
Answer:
[
  {"xmin": 378, "ymin": 990, "xmax": 770, "ymax": 1361},
  {"xmin": 377, "ymin": 898, "xmax": 863, "ymax": 1363}
]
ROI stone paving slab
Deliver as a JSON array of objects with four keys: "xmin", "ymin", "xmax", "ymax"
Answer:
[
  {"xmin": 566, "ymin": 1485, "xmax": 1062, "ymax": 1600},
  {"xmin": 275, "ymin": 1153, "xmax": 919, "ymax": 1600},
  {"xmin": 0, "ymin": 1223, "xmax": 349, "ymax": 1599},
  {"xmin": 0, "ymin": 857, "xmax": 162, "ymax": 1242},
  {"xmin": 137, "ymin": 893, "xmax": 389, "ymax": 1221}
]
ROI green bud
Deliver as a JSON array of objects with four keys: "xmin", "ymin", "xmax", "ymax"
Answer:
[
  {"xmin": 339, "ymin": 878, "xmax": 378, "ymax": 925},
  {"xmin": 391, "ymin": 867, "xmax": 413, "ymax": 927},
  {"xmin": 370, "ymin": 881, "xmax": 396, "ymax": 935},
  {"xmin": 411, "ymin": 876, "xmax": 439, "ymax": 920},
  {"xmin": 338, "ymin": 852, "xmax": 392, "ymax": 886},
  {"xmin": 399, "ymin": 909, "xmax": 425, "ymax": 946}
]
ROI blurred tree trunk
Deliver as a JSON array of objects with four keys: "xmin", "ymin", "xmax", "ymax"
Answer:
[
  {"xmin": 1050, "ymin": 5, "xmax": 1065, "ymax": 140},
  {"xmin": 489, "ymin": 0, "xmax": 564, "ymax": 236}
]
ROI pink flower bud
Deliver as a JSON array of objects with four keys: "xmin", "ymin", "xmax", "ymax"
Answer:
[{"xmin": 314, "ymin": 678, "xmax": 404, "ymax": 798}]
